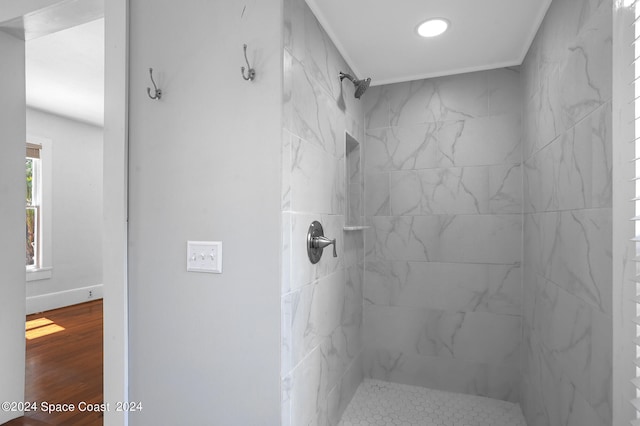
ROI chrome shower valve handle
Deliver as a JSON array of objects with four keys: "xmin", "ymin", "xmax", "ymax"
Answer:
[
  {"xmin": 311, "ymin": 235, "xmax": 337, "ymax": 258},
  {"xmin": 306, "ymin": 221, "xmax": 338, "ymax": 264}
]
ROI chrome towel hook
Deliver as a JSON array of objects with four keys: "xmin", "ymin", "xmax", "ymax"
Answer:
[
  {"xmin": 147, "ymin": 68, "xmax": 162, "ymax": 100},
  {"xmin": 241, "ymin": 44, "xmax": 256, "ymax": 81}
]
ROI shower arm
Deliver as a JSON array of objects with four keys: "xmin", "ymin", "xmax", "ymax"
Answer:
[{"xmin": 339, "ymin": 72, "xmax": 355, "ymax": 83}]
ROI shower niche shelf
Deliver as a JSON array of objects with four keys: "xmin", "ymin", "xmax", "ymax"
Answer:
[
  {"xmin": 345, "ymin": 132, "xmax": 364, "ymax": 228},
  {"xmin": 343, "ymin": 225, "xmax": 369, "ymax": 232}
]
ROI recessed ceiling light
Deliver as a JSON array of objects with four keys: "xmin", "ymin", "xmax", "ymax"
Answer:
[{"xmin": 416, "ymin": 18, "xmax": 450, "ymax": 38}]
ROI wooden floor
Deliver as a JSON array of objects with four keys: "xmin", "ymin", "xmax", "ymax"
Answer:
[{"xmin": 3, "ymin": 300, "xmax": 103, "ymax": 426}]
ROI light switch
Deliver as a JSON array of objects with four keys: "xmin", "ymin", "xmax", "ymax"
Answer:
[{"xmin": 187, "ymin": 241, "xmax": 222, "ymax": 273}]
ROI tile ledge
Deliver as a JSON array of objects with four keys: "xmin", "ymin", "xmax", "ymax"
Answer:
[{"xmin": 343, "ymin": 226, "xmax": 370, "ymax": 231}]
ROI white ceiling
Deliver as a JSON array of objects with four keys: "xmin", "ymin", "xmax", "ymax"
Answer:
[
  {"xmin": 306, "ymin": 0, "xmax": 553, "ymax": 86},
  {"xmin": 25, "ymin": 17, "xmax": 104, "ymax": 127}
]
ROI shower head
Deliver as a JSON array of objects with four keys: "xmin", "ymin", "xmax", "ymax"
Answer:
[{"xmin": 339, "ymin": 72, "xmax": 371, "ymax": 99}]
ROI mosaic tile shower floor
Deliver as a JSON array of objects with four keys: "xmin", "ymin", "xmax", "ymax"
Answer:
[{"xmin": 338, "ymin": 379, "xmax": 527, "ymax": 426}]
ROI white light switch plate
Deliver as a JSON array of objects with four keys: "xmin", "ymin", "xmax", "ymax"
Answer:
[{"xmin": 187, "ymin": 241, "xmax": 222, "ymax": 273}]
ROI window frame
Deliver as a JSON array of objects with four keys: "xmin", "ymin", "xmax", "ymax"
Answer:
[
  {"xmin": 25, "ymin": 135, "xmax": 52, "ymax": 282},
  {"xmin": 25, "ymin": 155, "xmax": 41, "ymax": 269}
]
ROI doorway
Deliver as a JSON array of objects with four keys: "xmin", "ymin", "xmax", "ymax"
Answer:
[
  {"xmin": 0, "ymin": 1, "xmax": 128, "ymax": 425},
  {"xmin": 23, "ymin": 16, "xmax": 105, "ymax": 425}
]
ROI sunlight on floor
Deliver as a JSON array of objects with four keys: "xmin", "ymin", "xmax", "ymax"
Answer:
[{"xmin": 26, "ymin": 317, "xmax": 65, "ymax": 340}]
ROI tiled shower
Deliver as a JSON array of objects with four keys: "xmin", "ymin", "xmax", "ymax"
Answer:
[
  {"xmin": 281, "ymin": 0, "xmax": 612, "ymax": 425},
  {"xmin": 363, "ymin": 68, "xmax": 523, "ymax": 401}
]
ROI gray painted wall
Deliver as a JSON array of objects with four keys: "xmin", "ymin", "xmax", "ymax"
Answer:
[
  {"xmin": 127, "ymin": 1, "xmax": 282, "ymax": 424},
  {"xmin": 520, "ymin": 0, "xmax": 613, "ymax": 425},
  {"xmin": 26, "ymin": 108, "xmax": 103, "ymax": 303},
  {"xmin": 0, "ymin": 30, "xmax": 27, "ymax": 424}
]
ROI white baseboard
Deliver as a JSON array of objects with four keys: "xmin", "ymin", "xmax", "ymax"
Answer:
[{"xmin": 26, "ymin": 284, "xmax": 103, "ymax": 315}]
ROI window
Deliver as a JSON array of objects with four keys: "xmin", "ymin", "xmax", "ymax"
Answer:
[
  {"xmin": 26, "ymin": 143, "xmax": 41, "ymax": 269},
  {"xmin": 25, "ymin": 136, "xmax": 52, "ymax": 282}
]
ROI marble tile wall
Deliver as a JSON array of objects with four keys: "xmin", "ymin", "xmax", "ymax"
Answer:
[
  {"xmin": 281, "ymin": 0, "xmax": 365, "ymax": 424},
  {"xmin": 363, "ymin": 68, "xmax": 523, "ymax": 402},
  {"xmin": 520, "ymin": 0, "xmax": 613, "ymax": 425}
]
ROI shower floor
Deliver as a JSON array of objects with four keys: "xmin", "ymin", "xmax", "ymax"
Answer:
[{"xmin": 338, "ymin": 379, "xmax": 526, "ymax": 426}]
